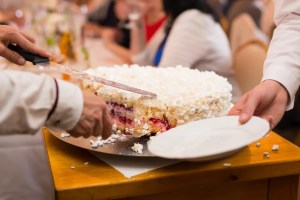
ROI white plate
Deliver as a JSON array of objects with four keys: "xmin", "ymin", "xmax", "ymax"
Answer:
[{"xmin": 148, "ymin": 116, "xmax": 270, "ymax": 161}]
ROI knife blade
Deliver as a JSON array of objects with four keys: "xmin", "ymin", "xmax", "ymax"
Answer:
[{"xmin": 8, "ymin": 44, "xmax": 157, "ymax": 98}]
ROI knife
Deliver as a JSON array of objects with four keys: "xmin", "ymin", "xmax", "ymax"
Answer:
[{"xmin": 8, "ymin": 44, "xmax": 157, "ymax": 98}]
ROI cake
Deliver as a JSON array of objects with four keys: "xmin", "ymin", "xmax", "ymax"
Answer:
[{"xmin": 83, "ymin": 65, "xmax": 232, "ymax": 137}]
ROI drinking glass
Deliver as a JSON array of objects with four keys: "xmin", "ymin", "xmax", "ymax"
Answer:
[{"xmin": 119, "ymin": 0, "xmax": 145, "ymax": 29}]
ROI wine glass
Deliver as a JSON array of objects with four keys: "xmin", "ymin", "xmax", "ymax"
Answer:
[{"xmin": 119, "ymin": 0, "xmax": 145, "ymax": 29}]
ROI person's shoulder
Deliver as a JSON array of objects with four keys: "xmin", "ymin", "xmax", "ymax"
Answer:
[
  {"xmin": 174, "ymin": 9, "xmax": 215, "ymax": 28},
  {"xmin": 178, "ymin": 9, "xmax": 210, "ymax": 20}
]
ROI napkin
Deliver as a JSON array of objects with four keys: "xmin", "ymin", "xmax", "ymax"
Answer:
[{"xmin": 91, "ymin": 151, "xmax": 179, "ymax": 178}]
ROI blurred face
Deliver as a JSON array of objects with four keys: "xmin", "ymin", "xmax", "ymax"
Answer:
[
  {"xmin": 141, "ymin": 0, "xmax": 163, "ymax": 13},
  {"xmin": 115, "ymin": 0, "xmax": 130, "ymax": 20}
]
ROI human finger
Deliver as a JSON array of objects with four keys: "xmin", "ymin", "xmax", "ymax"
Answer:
[
  {"xmin": 228, "ymin": 93, "xmax": 257, "ymax": 124},
  {"xmin": 0, "ymin": 44, "xmax": 26, "ymax": 65},
  {"xmin": 228, "ymin": 94, "xmax": 248, "ymax": 117},
  {"xmin": 9, "ymin": 31, "xmax": 51, "ymax": 58},
  {"xmin": 92, "ymin": 110, "xmax": 104, "ymax": 137},
  {"xmin": 19, "ymin": 30, "xmax": 35, "ymax": 43},
  {"xmin": 82, "ymin": 119, "xmax": 95, "ymax": 137},
  {"xmin": 101, "ymin": 108, "xmax": 113, "ymax": 140},
  {"xmin": 238, "ymin": 94, "xmax": 260, "ymax": 124},
  {"xmin": 260, "ymin": 114, "xmax": 273, "ymax": 129},
  {"xmin": 70, "ymin": 118, "xmax": 94, "ymax": 137}
]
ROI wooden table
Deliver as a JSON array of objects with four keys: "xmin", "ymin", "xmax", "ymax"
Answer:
[{"xmin": 43, "ymin": 129, "xmax": 300, "ymax": 200}]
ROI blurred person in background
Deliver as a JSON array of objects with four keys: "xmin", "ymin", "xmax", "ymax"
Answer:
[
  {"xmin": 0, "ymin": 24, "xmax": 112, "ymax": 200},
  {"xmin": 223, "ymin": 0, "xmax": 262, "ymax": 28},
  {"xmin": 225, "ymin": 0, "xmax": 270, "ymax": 45},
  {"xmin": 100, "ymin": 0, "xmax": 167, "ymax": 64},
  {"xmin": 83, "ymin": 0, "xmax": 131, "ymax": 48},
  {"xmin": 126, "ymin": 0, "xmax": 167, "ymax": 64},
  {"xmin": 206, "ymin": 0, "xmax": 231, "ymax": 35},
  {"xmin": 130, "ymin": 0, "xmax": 241, "ymax": 102},
  {"xmin": 259, "ymin": 0, "xmax": 275, "ymax": 39}
]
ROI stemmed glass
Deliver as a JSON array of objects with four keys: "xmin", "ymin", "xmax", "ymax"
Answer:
[{"xmin": 119, "ymin": 0, "xmax": 145, "ymax": 29}]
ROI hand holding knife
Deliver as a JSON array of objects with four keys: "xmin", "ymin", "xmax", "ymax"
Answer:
[{"xmin": 8, "ymin": 44, "xmax": 157, "ymax": 98}]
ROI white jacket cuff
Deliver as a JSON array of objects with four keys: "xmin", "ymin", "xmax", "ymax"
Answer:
[
  {"xmin": 262, "ymin": 65, "xmax": 299, "ymax": 110},
  {"xmin": 131, "ymin": 50, "xmax": 151, "ymax": 66},
  {"xmin": 46, "ymin": 80, "xmax": 83, "ymax": 131}
]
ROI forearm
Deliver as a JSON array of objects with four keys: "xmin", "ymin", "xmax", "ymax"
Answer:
[
  {"xmin": 45, "ymin": 79, "xmax": 83, "ymax": 131},
  {"xmin": 130, "ymin": 20, "xmax": 146, "ymax": 55},
  {"xmin": 0, "ymin": 70, "xmax": 83, "ymax": 135},
  {"xmin": 0, "ymin": 71, "xmax": 57, "ymax": 134},
  {"xmin": 262, "ymin": 4, "xmax": 300, "ymax": 110},
  {"xmin": 84, "ymin": 23, "xmax": 104, "ymax": 38},
  {"xmin": 104, "ymin": 41, "xmax": 132, "ymax": 64}
]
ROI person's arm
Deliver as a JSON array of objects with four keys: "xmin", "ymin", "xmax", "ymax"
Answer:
[
  {"xmin": 129, "ymin": 18, "xmax": 149, "ymax": 65},
  {"xmin": 128, "ymin": 1, "xmax": 154, "ymax": 65},
  {"xmin": 83, "ymin": 22, "xmax": 105, "ymax": 38},
  {"xmin": 101, "ymin": 28, "xmax": 132, "ymax": 63},
  {"xmin": 0, "ymin": 70, "xmax": 82, "ymax": 134},
  {"xmin": 0, "ymin": 70, "xmax": 112, "ymax": 138},
  {"xmin": 262, "ymin": 0, "xmax": 300, "ymax": 110},
  {"xmin": 228, "ymin": 0, "xmax": 300, "ymax": 128},
  {"xmin": 103, "ymin": 40, "xmax": 132, "ymax": 64},
  {"xmin": 0, "ymin": 25, "xmax": 112, "ymax": 138}
]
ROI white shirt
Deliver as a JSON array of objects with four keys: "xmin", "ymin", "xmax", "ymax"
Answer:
[
  {"xmin": 0, "ymin": 70, "xmax": 83, "ymax": 199},
  {"xmin": 262, "ymin": 0, "xmax": 300, "ymax": 109},
  {"xmin": 0, "ymin": 70, "xmax": 83, "ymax": 135},
  {"xmin": 131, "ymin": 21, "xmax": 166, "ymax": 66},
  {"xmin": 159, "ymin": 10, "xmax": 240, "ymax": 102},
  {"xmin": 160, "ymin": 10, "xmax": 233, "ymax": 76}
]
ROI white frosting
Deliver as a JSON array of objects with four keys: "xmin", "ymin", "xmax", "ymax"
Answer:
[
  {"xmin": 83, "ymin": 65, "xmax": 233, "ymax": 136},
  {"xmin": 85, "ymin": 65, "xmax": 232, "ymax": 102},
  {"xmin": 131, "ymin": 143, "xmax": 143, "ymax": 154}
]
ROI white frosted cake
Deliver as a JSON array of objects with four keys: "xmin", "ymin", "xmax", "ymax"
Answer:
[{"xmin": 83, "ymin": 65, "xmax": 232, "ymax": 137}]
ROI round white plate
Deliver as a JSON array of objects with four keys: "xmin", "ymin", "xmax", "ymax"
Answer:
[{"xmin": 148, "ymin": 116, "xmax": 270, "ymax": 161}]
